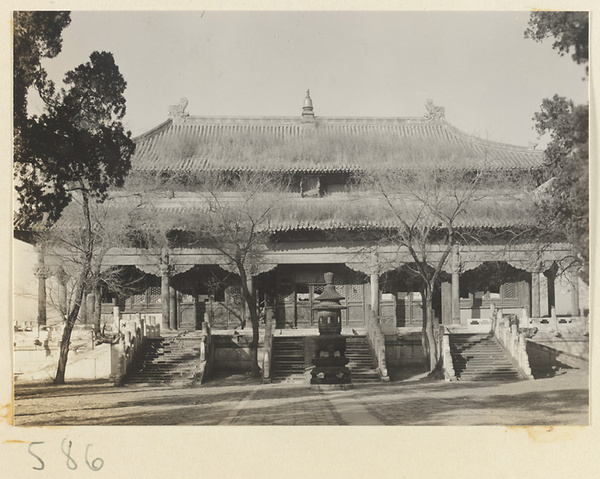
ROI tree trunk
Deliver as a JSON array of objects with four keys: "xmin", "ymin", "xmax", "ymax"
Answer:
[
  {"xmin": 54, "ymin": 274, "xmax": 87, "ymax": 384},
  {"xmin": 238, "ymin": 265, "xmax": 261, "ymax": 377},
  {"xmin": 55, "ymin": 190, "xmax": 94, "ymax": 384},
  {"xmin": 422, "ymin": 283, "xmax": 439, "ymax": 371}
]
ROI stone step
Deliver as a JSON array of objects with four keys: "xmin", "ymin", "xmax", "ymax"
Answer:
[
  {"xmin": 124, "ymin": 337, "xmax": 202, "ymax": 386},
  {"xmin": 449, "ymin": 335, "xmax": 523, "ymax": 381}
]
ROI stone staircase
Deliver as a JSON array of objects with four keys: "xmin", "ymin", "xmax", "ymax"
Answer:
[
  {"xmin": 270, "ymin": 335, "xmax": 381, "ymax": 384},
  {"xmin": 124, "ymin": 332, "xmax": 204, "ymax": 386},
  {"xmin": 346, "ymin": 336, "xmax": 381, "ymax": 383},
  {"xmin": 450, "ymin": 333, "xmax": 523, "ymax": 381},
  {"xmin": 271, "ymin": 337, "xmax": 306, "ymax": 383}
]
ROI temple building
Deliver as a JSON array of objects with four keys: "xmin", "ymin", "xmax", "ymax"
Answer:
[{"xmin": 20, "ymin": 92, "xmax": 588, "ymax": 382}]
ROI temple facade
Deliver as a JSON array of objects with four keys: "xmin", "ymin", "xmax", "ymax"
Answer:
[{"xmin": 26, "ymin": 93, "xmax": 587, "ymax": 375}]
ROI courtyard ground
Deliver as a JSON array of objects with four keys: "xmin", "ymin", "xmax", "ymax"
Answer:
[{"xmin": 12, "ymin": 366, "xmax": 589, "ymax": 426}]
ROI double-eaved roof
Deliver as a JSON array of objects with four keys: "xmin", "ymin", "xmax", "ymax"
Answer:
[{"xmin": 130, "ymin": 98, "xmax": 543, "ymax": 173}]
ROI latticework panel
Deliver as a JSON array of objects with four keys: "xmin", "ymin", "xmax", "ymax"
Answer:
[
  {"xmin": 132, "ymin": 294, "xmax": 146, "ymax": 305},
  {"xmin": 503, "ymin": 282, "xmax": 518, "ymax": 299},
  {"xmin": 347, "ymin": 284, "xmax": 364, "ymax": 301},
  {"xmin": 149, "ymin": 286, "xmax": 161, "ymax": 303}
]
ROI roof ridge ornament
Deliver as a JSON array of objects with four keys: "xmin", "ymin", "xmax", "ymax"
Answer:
[
  {"xmin": 169, "ymin": 97, "xmax": 189, "ymax": 120},
  {"xmin": 302, "ymin": 89, "xmax": 315, "ymax": 122},
  {"xmin": 424, "ymin": 99, "xmax": 445, "ymax": 122}
]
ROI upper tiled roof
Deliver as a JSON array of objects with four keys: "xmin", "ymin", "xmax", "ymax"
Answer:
[{"xmin": 130, "ymin": 112, "xmax": 543, "ymax": 173}]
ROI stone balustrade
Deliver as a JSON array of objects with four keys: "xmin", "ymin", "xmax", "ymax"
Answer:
[
  {"xmin": 261, "ymin": 311, "xmax": 275, "ymax": 383},
  {"xmin": 366, "ymin": 311, "xmax": 390, "ymax": 382},
  {"xmin": 494, "ymin": 312, "xmax": 533, "ymax": 379},
  {"xmin": 110, "ymin": 314, "xmax": 145, "ymax": 385},
  {"xmin": 440, "ymin": 326, "xmax": 456, "ymax": 381},
  {"xmin": 196, "ymin": 322, "xmax": 213, "ymax": 384}
]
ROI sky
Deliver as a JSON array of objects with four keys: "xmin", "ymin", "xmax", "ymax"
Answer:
[{"xmin": 32, "ymin": 10, "xmax": 589, "ymax": 148}]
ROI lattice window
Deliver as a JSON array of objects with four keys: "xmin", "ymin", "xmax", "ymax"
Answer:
[
  {"xmin": 295, "ymin": 270, "xmax": 347, "ymax": 285},
  {"xmin": 278, "ymin": 291, "xmax": 295, "ymax": 303},
  {"xmin": 347, "ymin": 284, "xmax": 364, "ymax": 301},
  {"xmin": 149, "ymin": 286, "xmax": 161, "ymax": 303},
  {"xmin": 313, "ymin": 285, "xmax": 324, "ymax": 297},
  {"xmin": 296, "ymin": 270, "xmax": 325, "ymax": 284},
  {"xmin": 503, "ymin": 282, "xmax": 518, "ymax": 299},
  {"xmin": 132, "ymin": 294, "xmax": 146, "ymax": 305}
]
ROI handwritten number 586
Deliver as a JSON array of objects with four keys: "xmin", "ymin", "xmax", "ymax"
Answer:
[{"xmin": 28, "ymin": 440, "xmax": 104, "ymax": 471}]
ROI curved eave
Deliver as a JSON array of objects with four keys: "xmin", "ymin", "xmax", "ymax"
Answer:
[{"xmin": 129, "ymin": 115, "xmax": 544, "ymax": 173}]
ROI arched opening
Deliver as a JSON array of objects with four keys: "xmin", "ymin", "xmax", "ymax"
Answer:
[
  {"xmin": 458, "ymin": 261, "xmax": 530, "ymax": 326},
  {"xmin": 273, "ymin": 264, "xmax": 369, "ymax": 329},
  {"xmin": 380, "ymin": 264, "xmax": 449, "ymax": 328}
]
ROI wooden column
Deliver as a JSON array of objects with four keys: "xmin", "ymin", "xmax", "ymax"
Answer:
[
  {"xmin": 160, "ymin": 264, "xmax": 170, "ymax": 330},
  {"xmin": 246, "ymin": 276, "xmax": 255, "ymax": 326},
  {"xmin": 441, "ymin": 281, "xmax": 452, "ymax": 325},
  {"xmin": 192, "ymin": 285, "xmax": 201, "ymax": 330},
  {"xmin": 546, "ymin": 271, "xmax": 556, "ymax": 316},
  {"xmin": 370, "ymin": 272, "xmax": 379, "ymax": 314},
  {"xmin": 57, "ymin": 269, "xmax": 68, "ymax": 318},
  {"xmin": 570, "ymin": 270, "xmax": 580, "ymax": 317},
  {"xmin": 531, "ymin": 272, "xmax": 540, "ymax": 318},
  {"xmin": 451, "ymin": 245, "xmax": 460, "ymax": 324},
  {"xmin": 35, "ymin": 251, "xmax": 47, "ymax": 326},
  {"xmin": 112, "ymin": 297, "xmax": 120, "ymax": 331},
  {"xmin": 94, "ymin": 284, "xmax": 102, "ymax": 329},
  {"xmin": 81, "ymin": 293, "xmax": 88, "ymax": 324},
  {"xmin": 539, "ymin": 274, "xmax": 549, "ymax": 317},
  {"xmin": 522, "ymin": 280, "xmax": 531, "ymax": 318},
  {"xmin": 169, "ymin": 287, "xmax": 177, "ymax": 330},
  {"xmin": 265, "ymin": 291, "xmax": 275, "ymax": 325}
]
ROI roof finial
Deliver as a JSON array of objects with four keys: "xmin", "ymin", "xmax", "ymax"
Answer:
[
  {"xmin": 169, "ymin": 97, "xmax": 189, "ymax": 120},
  {"xmin": 302, "ymin": 89, "xmax": 314, "ymax": 119},
  {"xmin": 424, "ymin": 99, "xmax": 445, "ymax": 122}
]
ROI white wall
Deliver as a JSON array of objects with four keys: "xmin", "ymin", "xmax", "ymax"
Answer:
[{"xmin": 13, "ymin": 239, "xmax": 63, "ymax": 328}]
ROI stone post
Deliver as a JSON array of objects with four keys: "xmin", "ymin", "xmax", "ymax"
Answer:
[
  {"xmin": 370, "ymin": 272, "xmax": 379, "ymax": 314},
  {"xmin": 551, "ymin": 306, "xmax": 558, "ymax": 332},
  {"xmin": 531, "ymin": 271, "xmax": 540, "ymax": 319},
  {"xmin": 451, "ymin": 245, "xmax": 460, "ymax": 325}
]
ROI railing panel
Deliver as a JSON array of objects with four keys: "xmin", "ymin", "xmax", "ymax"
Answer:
[{"xmin": 365, "ymin": 311, "xmax": 389, "ymax": 382}]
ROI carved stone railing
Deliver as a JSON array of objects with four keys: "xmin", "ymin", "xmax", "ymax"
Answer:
[
  {"xmin": 439, "ymin": 326, "xmax": 456, "ymax": 381},
  {"xmin": 110, "ymin": 313, "xmax": 146, "ymax": 386},
  {"xmin": 195, "ymin": 322, "xmax": 213, "ymax": 384},
  {"xmin": 262, "ymin": 309, "xmax": 275, "ymax": 384},
  {"xmin": 494, "ymin": 314, "xmax": 533, "ymax": 379},
  {"xmin": 365, "ymin": 311, "xmax": 390, "ymax": 382}
]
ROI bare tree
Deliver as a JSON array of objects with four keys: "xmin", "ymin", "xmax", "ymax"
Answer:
[
  {"xmin": 41, "ymin": 192, "xmax": 142, "ymax": 382},
  {"xmin": 364, "ymin": 162, "xmax": 535, "ymax": 371},
  {"xmin": 134, "ymin": 170, "xmax": 289, "ymax": 376}
]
